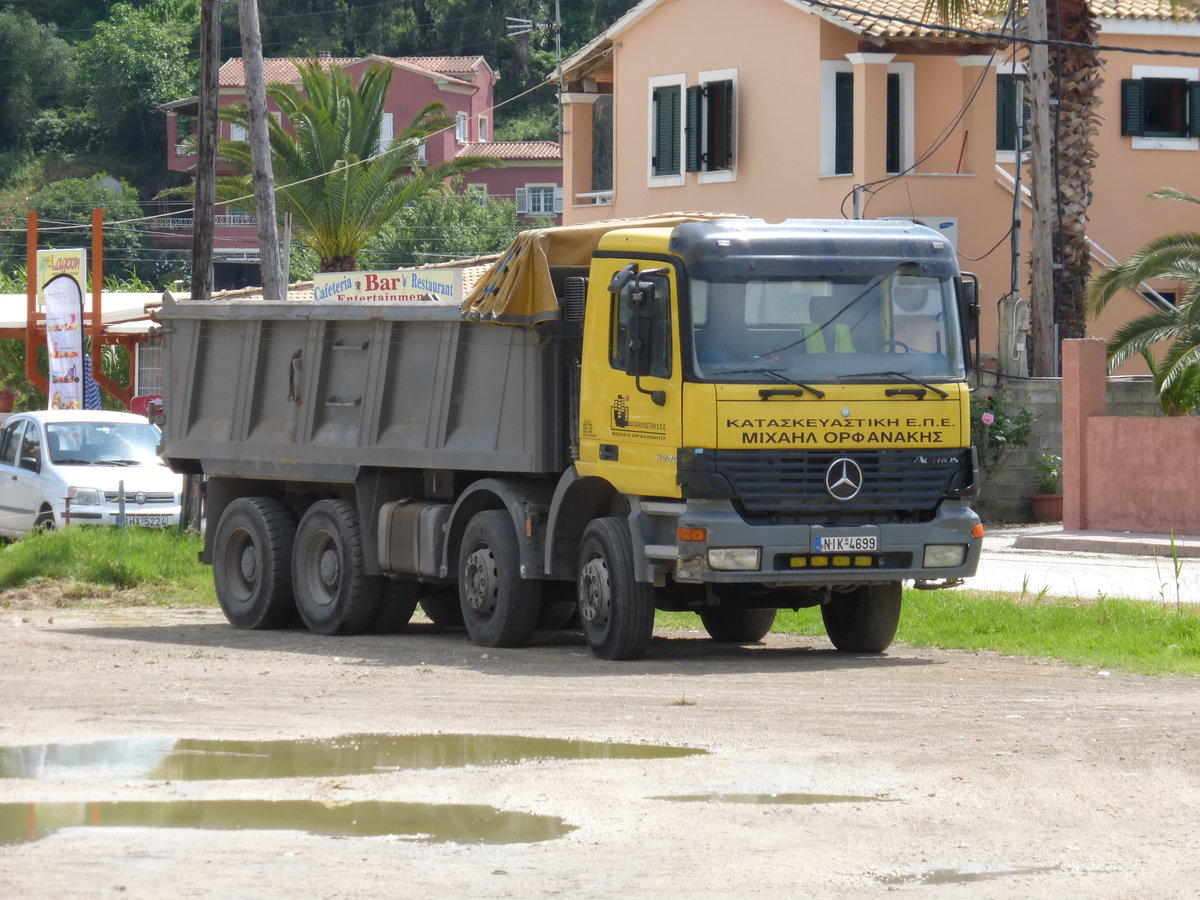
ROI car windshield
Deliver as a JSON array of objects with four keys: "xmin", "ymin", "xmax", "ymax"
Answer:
[
  {"xmin": 45, "ymin": 422, "xmax": 165, "ymax": 467},
  {"xmin": 688, "ymin": 270, "xmax": 966, "ymax": 382}
]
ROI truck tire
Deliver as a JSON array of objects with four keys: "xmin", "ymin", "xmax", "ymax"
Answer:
[
  {"xmin": 699, "ymin": 608, "xmax": 777, "ymax": 643},
  {"xmin": 292, "ymin": 499, "xmax": 381, "ymax": 635},
  {"xmin": 419, "ymin": 589, "xmax": 464, "ymax": 626},
  {"xmin": 458, "ymin": 510, "xmax": 539, "ymax": 648},
  {"xmin": 821, "ymin": 583, "xmax": 903, "ymax": 653},
  {"xmin": 369, "ymin": 579, "xmax": 421, "ymax": 634},
  {"xmin": 212, "ymin": 497, "xmax": 296, "ymax": 630},
  {"xmin": 577, "ymin": 517, "xmax": 655, "ymax": 660}
]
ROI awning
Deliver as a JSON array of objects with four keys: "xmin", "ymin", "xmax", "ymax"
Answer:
[{"xmin": 460, "ymin": 213, "xmax": 742, "ymax": 325}]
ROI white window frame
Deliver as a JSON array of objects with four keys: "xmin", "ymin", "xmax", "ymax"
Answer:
[
  {"xmin": 455, "ymin": 111, "xmax": 468, "ymax": 143},
  {"xmin": 416, "ymin": 140, "xmax": 427, "ymax": 164},
  {"xmin": 994, "ymin": 60, "xmax": 1028, "ymax": 164},
  {"xmin": 648, "ymin": 73, "xmax": 686, "ymax": 187},
  {"xmin": 478, "ymin": 115, "xmax": 489, "ymax": 143},
  {"xmin": 697, "ymin": 67, "xmax": 738, "ymax": 184},
  {"xmin": 229, "ymin": 122, "xmax": 247, "ymax": 142},
  {"xmin": 377, "ymin": 112, "xmax": 394, "ymax": 156},
  {"xmin": 819, "ymin": 60, "xmax": 852, "ymax": 177},
  {"xmin": 516, "ymin": 183, "xmax": 563, "ymax": 215},
  {"xmin": 1131, "ymin": 64, "xmax": 1199, "ymax": 151},
  {"xmin": 887, "ymin": 61, "xmax": 915, "ymax": 175}
]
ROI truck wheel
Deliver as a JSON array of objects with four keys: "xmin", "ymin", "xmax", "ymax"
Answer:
[
  {"xmin": 292, "ymin": 499, "xmax": 381, "ymax": 635},
  {"xmin": 577, "ymin": 517, "xmax": 655, "ymax": 660},
  {"xmin": 699, "ymin": 608, "xmax": 777, "ymax": 643},
  {"xmin": 458, "ymin": 510, "xmax": 540, "ymax": 647},
  {"xmin": 213, "ymin": 497, "xmax": 296, "ymax": 629},
  {"xmin": 419, "ymin": 588, "xmax": 464, "ymax": 626},
  {"xmin": 821, "ymin": 583, "xmax": 903, "ymax": 653},
  {"xmin": 369, "ymin": 579, "xmax": 421, "ymax": 634}
]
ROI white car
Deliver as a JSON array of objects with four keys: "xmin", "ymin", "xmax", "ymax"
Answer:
[{"xmin": 0, "ymin": 410, "xmax": 183, "ymax": 536}]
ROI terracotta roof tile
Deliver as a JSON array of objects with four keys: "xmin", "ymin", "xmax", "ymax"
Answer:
[
  {"xmin": 457, "ymin": 141, "xmax": 562, "ymax": 160},
  {"xmin": 218, "ymin": 55, "xmax": 484, "ymax": 89},
  {"xmin": 1093, "ymin": 0, "xmax": 1200, "ymax": 21}
]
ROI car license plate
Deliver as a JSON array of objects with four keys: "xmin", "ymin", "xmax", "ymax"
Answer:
[
  {"xmin": 814, "ymin": 534, "xmax": 877, "ymax": 552},
  {"xmin": 125, "ymin": 515, "xmax": 170, "ymax": 527}
]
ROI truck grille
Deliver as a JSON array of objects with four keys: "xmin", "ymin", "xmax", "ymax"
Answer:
[{"xmin": 682, "ymin": 448, "xmax": 972, "ymax": 524}]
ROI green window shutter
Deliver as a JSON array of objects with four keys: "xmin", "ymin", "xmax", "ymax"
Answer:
[
  {"xmin": 834, "ymin": 72, "xmax": 854, "ymax": 175},
  {"xmin": 1121, "ymin": 79, "xmax": 1145, "ymax": 136},
  {"xmin": 1189, "ymin": 82, "xmax": 1200, "ymax": 138},
  {"xmin": 686, "ymin": 85, "xmax": 701, "ymax": 172},
  {"xmin": 653, "ymin": 85, "xmax": 681, "ymax": 176},
  {"xmin": 996, "ymin": 74, "xmax": 1015, "ymax": 150},
  {"xmin": 707, "ymin": 80, "xmax": 734, "ymax": 170},
  {"xmin": 886, "ymin": 72, "xmax": 901, "ymax": 173}
]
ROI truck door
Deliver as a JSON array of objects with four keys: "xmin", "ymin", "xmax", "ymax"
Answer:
[{"xmin": 577, "ymin": 261, "xmax": 683, "ymax": 498}]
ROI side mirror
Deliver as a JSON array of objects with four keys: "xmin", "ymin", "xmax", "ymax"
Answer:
[
  {"xmin": 608, "ymin": 263, "xmax": 638, "ymax": 294},
  {"xmin": 958, "ymin": 274, "xmax": 980, "ymax": 342},
  {"xmin": 625, "ymin": 312, "xmax": 653, "ymax": 377}
]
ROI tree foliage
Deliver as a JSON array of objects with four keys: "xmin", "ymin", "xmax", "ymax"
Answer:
[
  {"xmin": 215, "ymin": 61, "xmax": 497, "ymax": 271},
  {"xmin": 0, "ymin": 10, "xmax": 75, "ymax": 152},
  {"xmin": 1088, "ymin": 188, "xmax": 1200, "ymax": 414}
]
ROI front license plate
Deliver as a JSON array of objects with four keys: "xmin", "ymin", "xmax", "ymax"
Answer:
[
  {"xmin": 124, "ymin": 515, "xmax": 170, "ymax": 527},
  {"xmin": 814, "ymin": 535, "xmax": 878, "ymax": 552}
]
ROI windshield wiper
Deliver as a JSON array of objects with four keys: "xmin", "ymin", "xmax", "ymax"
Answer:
[
  {"xmin": 838, "ymin": 371, "xmax": 949, "ymax": 399},
  {"xmin": 98, "ymin": 458, "xmax": 142, "ymax": 467},
  {"xmin": 704, "ymin": 365, "xmax": 826, "ymax": 399}
]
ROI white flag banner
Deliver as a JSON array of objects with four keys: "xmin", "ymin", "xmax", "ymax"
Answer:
[{"xmin": 44, "ymin": 272, "xmax": 85, "ymax": 410}]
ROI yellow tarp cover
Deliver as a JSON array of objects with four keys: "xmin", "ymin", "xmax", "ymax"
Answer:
[{"xmin": 460, "ymin": 213, "xmax": 742, "ymax": 325}]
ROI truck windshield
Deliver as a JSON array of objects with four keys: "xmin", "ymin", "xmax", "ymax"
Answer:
[{"xmin": 688, "ymin": 270, "xmax": 966, "ymax": 383}]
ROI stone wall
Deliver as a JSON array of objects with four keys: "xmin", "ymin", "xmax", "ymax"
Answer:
[{"xmin": 973, "ymin": 371, "xmax": 1159, "ymax": 523}]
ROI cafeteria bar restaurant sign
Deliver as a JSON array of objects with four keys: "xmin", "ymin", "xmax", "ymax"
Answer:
[{"xmin": 312, "ymin": 268, "xmax": 462, "ymax": 304}]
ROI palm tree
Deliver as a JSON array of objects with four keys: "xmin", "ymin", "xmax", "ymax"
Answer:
[
  {"xmin": 1087, "ymin": 188, "xmax": 1200, "ymax": 414},
  {"xmin": 216, "ymin": 60, "xmax": 498, "ymax": 272}
]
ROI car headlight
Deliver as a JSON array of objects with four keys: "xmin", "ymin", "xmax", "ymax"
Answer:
[
  {"xmin": 68, "ymin": 487, "xmax": 103, "ymax": 506},
  {"xmin": 707, "ymin": 548, "xmax": 761, "ymax": 571}
]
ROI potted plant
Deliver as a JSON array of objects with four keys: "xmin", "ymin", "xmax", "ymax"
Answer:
[
  {"xmin": 1030, "ymin": 451, "xmax": 1063, "ymax": 522},
  {"xmin": 0, "ymin": 385, "xmax": 14, "ymax": 414}
]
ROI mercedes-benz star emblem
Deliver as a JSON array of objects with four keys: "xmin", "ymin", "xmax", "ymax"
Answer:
[{"xmin": 825, "ymin": 458, "xmax": 864, "ymax": 501}]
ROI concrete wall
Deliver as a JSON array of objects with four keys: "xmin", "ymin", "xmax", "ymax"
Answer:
[
  {"xmin": 1062, "ymin": 339, "xmax": 1200, "ymax": 535},
  {"xmin": 974, "ymin": 367, "xmax": 1160, "ymax": 523}
]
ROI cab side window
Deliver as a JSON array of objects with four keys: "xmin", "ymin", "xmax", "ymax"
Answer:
[
  {"xmin": 609, "ymin": 272, "xmax": 672, "ymax": 378},
  {"xmin": 0, "ymin": 421, "xmax": 23, "ymax": 466}
]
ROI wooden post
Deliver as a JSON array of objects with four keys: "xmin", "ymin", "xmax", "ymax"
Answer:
[
  {"xmin": 1028, "ymin": 0, "xmax": 1057, "ymax": 376},
  {"xmin": 192, "ymin": 0, "xmax": 220, "ymax": 302},
  {"xmin": 239, "ymin": 0, "xmax": 284, "ymax": 303}
]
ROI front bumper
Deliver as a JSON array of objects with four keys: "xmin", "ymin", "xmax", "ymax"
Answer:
[
  {"xmin": 665, "ymin": 499, "xmax": 981, "ymax": 586},
  {"xmin": 56, "ymin": 502, "xmax": 182, "ymax": 528}
]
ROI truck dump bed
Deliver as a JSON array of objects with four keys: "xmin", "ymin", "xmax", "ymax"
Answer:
[{"xmin": 159, "ymin": 297, "xmax": 571, "ymax": 482}]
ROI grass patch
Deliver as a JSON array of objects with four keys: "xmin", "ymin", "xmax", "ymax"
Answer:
[
  {"xmin": 660, "ymin": 589, "xmax": 1200, "ymax": 676},
  {"xmin": 0, "ymin": 526, "xmax": 213, "ymax": 608}
]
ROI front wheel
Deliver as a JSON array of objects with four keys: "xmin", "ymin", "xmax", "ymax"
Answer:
[
  {"xmin": 577, "ymin": 517, "xmax": 655, "ymax": 660},
  {"xmin": 458, "ymin": 510, "xmax": 539, "ymax": 648},
  {"xmin": 212, "ymin": 497, "xmax": 296, "ymax": 629},
  {"xmin": 292, "ymin": 499, "xmax": 381, "ymax": 635},
  {"xmin": 821, "ymin": 583, "xmax": 902, "ymax": 652},
  {"xmin": 699, "ymin": 608, "xmax": 777, "ymax": 643}
]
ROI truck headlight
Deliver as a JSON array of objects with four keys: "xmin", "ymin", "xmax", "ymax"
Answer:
[
  {"xmin": 707, "ymin": 548, "xmax": 761, "ymax": 571},
  {"xmin": 68, "ymin": 487, "xmax": 102, "ymax": 507},
  {"xmin": 923, "ymin": 544, "xmax": 967, "ymax": 568}
]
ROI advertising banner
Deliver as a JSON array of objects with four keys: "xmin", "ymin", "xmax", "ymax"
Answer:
[
  {"xmin": 38, "ymin": 249, "xmax": 87, "ymax": 410},
  {"xmin": 312, "ymin": 268, "xmax": 462, "ymax": 304}
]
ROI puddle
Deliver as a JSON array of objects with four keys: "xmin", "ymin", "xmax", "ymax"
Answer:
[
  {"xmin": 651, "ymin": 792, "xmax": 890, "ymax": 805},
  {"xmin": 878, "ymin": 865, "xmax": 1062, "ymax": 886},
  {"xmin": 0, "ymin": 734, "xmax": 705, "ymax": 781},
  {"xmin": 0, "ymin": 799, "xmax": 574, "ymax": 846}
]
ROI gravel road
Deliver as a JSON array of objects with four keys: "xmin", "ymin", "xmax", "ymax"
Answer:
[{"xmin": 1, "ymin": 602, "xmax": 1198, "ymax": 899}]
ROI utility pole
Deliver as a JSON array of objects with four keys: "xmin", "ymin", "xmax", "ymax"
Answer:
[
  {"xmin": 191, "ymin": 0, "xmax": 220, "ymax": 302},
  {"xmin": 239, "ymin": 0, "xmax": 285, "ymax": 302},
  {"xmin": 1027, "ymin": 0, "xmax": 1057, "ymax": 377}
]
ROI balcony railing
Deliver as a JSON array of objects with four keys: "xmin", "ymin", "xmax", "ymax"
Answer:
[
  {"xmin": 156, "ymin": 214, "xmax": 258, "ymax": 231},
  {"xmin": 574, "ymin": 190, "xmax": 613, "ymax": 206}
]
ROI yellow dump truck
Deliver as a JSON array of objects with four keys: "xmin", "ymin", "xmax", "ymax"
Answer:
[{"xmin": 161, "ymin": 215, "xmax": 983, "ymax": 659}]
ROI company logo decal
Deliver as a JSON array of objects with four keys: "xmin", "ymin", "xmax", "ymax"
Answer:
[{"xmin": 825, "ymin": 457, "xmax": 864, "ymax": 501}]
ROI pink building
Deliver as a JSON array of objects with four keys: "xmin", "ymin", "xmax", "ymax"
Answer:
[
  {"xmin": 558, "ymin": 0, "xmax": 1200, "ymax": 372},
  {"xmin": 161, "ymin": 54, "xmax": 562, "ymax": 286}
]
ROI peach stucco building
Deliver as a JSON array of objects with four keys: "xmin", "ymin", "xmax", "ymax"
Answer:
[{"xmin": 559, "ymin": 0, "xmax": 1200, "ymax": 370}]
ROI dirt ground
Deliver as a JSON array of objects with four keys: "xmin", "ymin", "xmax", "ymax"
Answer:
[{"xmin": 1, "ymin": 597, "xmax": 1199, "ymax": 899}]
